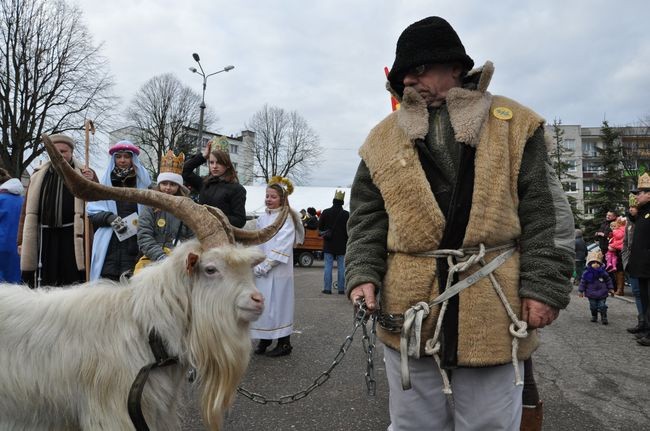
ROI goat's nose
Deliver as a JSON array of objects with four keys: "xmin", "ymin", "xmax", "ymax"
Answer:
[{"xmin": 251, "ymin": 292, "xmax": 264, "ymax": 305}]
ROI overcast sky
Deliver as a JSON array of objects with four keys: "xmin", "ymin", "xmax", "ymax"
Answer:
[{"xmin": 75, "ymin": 0, "xmax": 650, "ymax": 186}]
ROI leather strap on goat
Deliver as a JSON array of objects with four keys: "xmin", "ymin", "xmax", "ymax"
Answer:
[{"xmin": 128, "ymin": 329, "xmax": 179, "ymax": 431}]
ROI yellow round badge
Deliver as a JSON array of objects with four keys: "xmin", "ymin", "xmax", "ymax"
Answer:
[
  {"xmin": 157, "ymin": 218, "xmax": 166, "ymax": 228},
  {"xmin": 493, "ymin": 107, "xmax": 513, "ymax": 120}
]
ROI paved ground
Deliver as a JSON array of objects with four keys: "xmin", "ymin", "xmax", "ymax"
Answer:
[{"xmin": 179, "ymin": 263, "xmax": 650, "ymax": 430}]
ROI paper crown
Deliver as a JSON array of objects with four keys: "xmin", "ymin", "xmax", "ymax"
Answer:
[
  {"xmin": 629, "ymin": 193, "xmax": 638, "ymax": 207},
  {"xmin": 637, "ymin": 173, "xmax": 650, "ymax": 191},
  {"xmin": 160, "ymin": 150, "xmax": 184, "ymax": 175},
  {"xmin": 208, "ymin": 137, "xmax": 230, "ymax": 153},
  {"xmin": 586, "ymin": 249, "xmax": 603, "ymax": 265},
  {"xmin": 268, "ymin": 175, "xmax": 294, "ymax": 195},
  {"xmin": 334, "ymin": 190, "xmax": 345, "ymax": 201}
]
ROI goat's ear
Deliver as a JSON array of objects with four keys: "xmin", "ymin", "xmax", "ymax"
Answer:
[
  {"xmin": 186, "ymin": 252, "xmax": 200, "ymax": 274},
  {"xmin": 251, "ymin": 255, "xmax": 265, "ymax": 267}
]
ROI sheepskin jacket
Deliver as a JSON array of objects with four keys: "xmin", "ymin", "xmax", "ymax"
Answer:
[
  {"xmin": 18, "ymin": 160, "xmax": 87, "ymax": 272},
  {"xmin": 345, "ymin": 62, "xmax": 574, "ymax": 367}
]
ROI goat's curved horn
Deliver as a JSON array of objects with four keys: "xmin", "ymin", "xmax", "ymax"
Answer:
[
  {"xmin": 42, "ymin": 134, "xmax": 231, "ymax": 248},
  {"xmin": 231, "ymin": 204, "xmax": 289, "ymax": 245}
]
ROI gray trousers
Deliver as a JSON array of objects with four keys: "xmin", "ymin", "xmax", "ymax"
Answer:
[{"xmin": 385, "ymin": 348, "xmax": 523, "ymax": 431}]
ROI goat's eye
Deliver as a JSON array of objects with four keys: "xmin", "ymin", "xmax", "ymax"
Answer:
[{"xmin": 204, "ymin": 265, "xmax": 219, "ymax": 275}]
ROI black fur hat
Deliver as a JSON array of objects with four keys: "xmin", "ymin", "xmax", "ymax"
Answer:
[{"xmin": 387, "ymin": 16, "xmax": 474, "ymax": 96}]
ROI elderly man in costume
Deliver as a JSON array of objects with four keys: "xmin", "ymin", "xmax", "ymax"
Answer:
[
  {"xmin": 345, "ymin": 17, "xmax": 573, "ymax": 430},
  {"xmin": 18, "ymin": 134, "xmax": 97, "ymax": 288},
  {"xmin": 627, "ymin": 173, "xmax": 650, "ymax": 346}
]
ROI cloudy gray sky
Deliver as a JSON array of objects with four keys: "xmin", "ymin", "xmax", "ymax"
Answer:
[{"xmin": 76, "ymin": 0, "xmax": 650, "ymax": 186}]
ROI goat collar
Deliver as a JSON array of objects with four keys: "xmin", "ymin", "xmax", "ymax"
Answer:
[{"xmin": 128, "ymin": 329, "xmax": 179, "ymax": 431}]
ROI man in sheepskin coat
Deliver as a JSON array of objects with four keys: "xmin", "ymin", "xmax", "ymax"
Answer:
[{"xmin": 345, "ymin": 17, "xmax": 573, "ymax": 430}]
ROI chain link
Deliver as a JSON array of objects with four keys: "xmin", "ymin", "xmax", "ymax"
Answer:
[{"xmin": 237, "ymin": 301, "xmax": 377, "ymax": 404}]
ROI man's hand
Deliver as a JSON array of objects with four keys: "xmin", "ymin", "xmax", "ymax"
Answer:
[
  {"xmin": 521, "ymin": 298, "xmax": 559, "ymax": 329},
  {"xmin": 81, "ymin": 167, "xmax": 94, "ymax": 180},
  {"xmin": 349, "ymin": 282, "xmax": 377, "ymax": 312}
]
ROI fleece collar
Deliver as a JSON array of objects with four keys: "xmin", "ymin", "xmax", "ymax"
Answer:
[{"xmin": 388, "ymin": 61, "xmax": 495, "ymax": 148}]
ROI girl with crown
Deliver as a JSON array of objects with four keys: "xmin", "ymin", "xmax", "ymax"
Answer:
[
  {"xmin": 135, "ymin": 151, "xmax": 194, "ymax": 272},
  {"xmin": 182, "ymin": 139, "xmax": 247, "ymax": 228},
  {"xmin": 250, "ymin": 176, "xmax": 304, "ymax": 357}
]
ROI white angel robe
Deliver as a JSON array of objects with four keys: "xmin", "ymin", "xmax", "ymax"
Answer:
[{"xmin": 250, "ymin": 207, "xmax": 296, "ymax": 340}]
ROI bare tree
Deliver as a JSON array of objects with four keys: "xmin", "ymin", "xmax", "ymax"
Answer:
[
  {"xmin": 0, "ymin": 0, "xmax": 116, "ymax": 177},
  {"xmin": 125, "ymin": 73, "xmax": 214, "ymax": 178},
  {"xmin": 246, "ymin": 104, "xmax": 322, "ymax": 184}
]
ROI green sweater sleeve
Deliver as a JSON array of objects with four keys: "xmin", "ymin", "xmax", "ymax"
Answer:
[
  {"xmin": 517, "ymin": 127, "xmax": 575, "ymax": 309},
  {"xmin": 344, "ymin": 160, "xmax": 389, "ymax": 293}
]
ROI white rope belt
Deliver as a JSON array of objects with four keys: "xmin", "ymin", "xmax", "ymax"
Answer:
[{"xmin": 398, "ymin": 243, "xmax": 527, "ymax": 395}]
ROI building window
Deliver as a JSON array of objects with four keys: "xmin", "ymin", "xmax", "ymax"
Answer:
[
  {"xmin": 230, "ymin": 144, "xmax": 238, "ymax": 154},
  {"xmin": 565, "ymin": 182, "xmax": 577, "ymax": 192},
  {"xmin": 567, "ymin": 159, "xmax": 577, "ymax": 172},
  {"xmin": 583, "ymin": 142, "xmax": 597, "ymax": 157},
  {"xmin": 564, "ymin": 139, "xmax": 575, "ymax": 152}
]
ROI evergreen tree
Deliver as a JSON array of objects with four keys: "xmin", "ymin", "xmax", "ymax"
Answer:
[
  {"xmin": 549, "ymin": 119, "xmax": 583, "ymax": 227},
  {"xmin": 584, "ymin": 121, "xmax": 626, "ymax": 234}
]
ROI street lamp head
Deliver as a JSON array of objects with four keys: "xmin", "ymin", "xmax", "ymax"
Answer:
[
  {"xmin": 192, "ymin": 53, "xmax": 200, "ymax": 62},
  {"xmin": 189, "ymin": 67, "xmax": 198, "ymax": 73},
  {"xmin": 224, "ymin": 65, "xmax": 235, "ymax": 72}
]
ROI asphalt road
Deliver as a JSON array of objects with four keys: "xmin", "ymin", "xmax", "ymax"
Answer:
[{"xmin": 179, "ymin": 263, "xmax": 650, "ymax": 430}]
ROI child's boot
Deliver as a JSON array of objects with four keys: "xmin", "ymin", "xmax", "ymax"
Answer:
[
  {"xmin": 591, "ymin": 310, "xmax": 598, "ymax": 322},
  {"xmin": 601, "ymin": 310, "xmax": 608, "ymax": 325}
]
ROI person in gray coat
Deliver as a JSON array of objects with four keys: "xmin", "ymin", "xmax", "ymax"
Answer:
[{"xmin": 137, "ymin": 151, "xmax": 194, "ymax": 268}]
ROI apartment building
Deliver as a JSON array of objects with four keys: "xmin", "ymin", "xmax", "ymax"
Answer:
[{"xmin": 545, "ymin": 123, "xmax": 650, "ymax": 218}]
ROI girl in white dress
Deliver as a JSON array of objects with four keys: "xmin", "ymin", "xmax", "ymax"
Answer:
[{"xmin": 250, "ymin": 177, "xmax": 304, "ymax": 357}]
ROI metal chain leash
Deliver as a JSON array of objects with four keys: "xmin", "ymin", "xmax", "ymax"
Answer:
[{"xmin": 237, "ymin": 300, "xmax": 377, "ymax": 404}]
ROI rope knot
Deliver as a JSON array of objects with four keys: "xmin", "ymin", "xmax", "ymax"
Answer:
[{"xmin": 509, "ymin": 321, "xmax": 528, "ymax": 339}]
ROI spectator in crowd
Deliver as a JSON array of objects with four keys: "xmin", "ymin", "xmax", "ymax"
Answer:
[
  {"xmin": 574, "ymin": 228, "xmax": 587, "ymax": 285},
  {"xmin": 135, "ymin": 151, "xmax": 194, "ymax": 273},
  {"xmin": 318, "ymin": 190, "xmax": 349, "ymax": 294},
  {"xmin": 627, "ymin": 173, "xmax": 650, "ymax": 346},
  {"xmin": 578, "ymin": 250, "xmax": 614, "ymax": 324},
  {"xmin": 345, "ymin": 16, "xmax": 573, "ymax": 430},
  {"xmin": 250, "ymin": 177, "xmax": 304, "ymax": 357},
  {"xmin": 0, "ymin": 168, "xmax": 24, "ymax": 283},
  {"xmin": 623, "ymin": 194, "xmax": 644, "ymax": 334},
  {"xmin": 88, "ymin": 141, "xmax": 151, "ymax": 281},
  {"xmin": 182, "ymin": 140, "xmax": 246, "ymax": 228},
  {"xmin": 595, "ymin": 210, "xmax": 617, "ymax": 261},
  {"xmin": 305, "ymin": 207, "xmax": 319, "ymax": 230},
  {"xmin": 606, "ymin": 217, "xmax": 626, "ymax": 295},
  {"xmin": 18, "ymin": 134, "xmax": 97, "ymax": 288}
]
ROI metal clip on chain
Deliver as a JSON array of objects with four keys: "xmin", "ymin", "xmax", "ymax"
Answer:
[{"xmin": 236, "ymin": 299, "xmax": 378, "ymax": 405}]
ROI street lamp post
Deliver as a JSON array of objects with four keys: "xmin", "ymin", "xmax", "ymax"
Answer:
[{"xmin": 189, "ymin": 52, "xmax": 234, "ymax": 154}]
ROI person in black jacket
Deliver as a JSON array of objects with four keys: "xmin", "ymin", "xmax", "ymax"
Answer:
[
  {"xmin": 318, "ymin": 191, "xmax": 349, "ymax": 294},
  {"xmin": 627, "ymin": 173, "xmax": 650, "ymax": 346},
  {"xmin": 182, "ymin": 141, "xmax": 247, "ymax": 228}
]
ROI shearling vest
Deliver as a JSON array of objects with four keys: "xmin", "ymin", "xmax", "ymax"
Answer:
[
  {"xmin": 20, "ymin": 161, "xmax": 86, "ymax": 272},
  {"xmin": 359, "ymin": 62, "xmax": 544, "ymax": 366}
]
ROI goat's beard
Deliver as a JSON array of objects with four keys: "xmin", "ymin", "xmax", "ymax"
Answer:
[{"xmin": 188, "ymin": 284, "xmax": 252, "ymax": 429}]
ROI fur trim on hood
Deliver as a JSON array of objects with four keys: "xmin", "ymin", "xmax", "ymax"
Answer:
[{"xmin": 0, "ymin": 178, "xmax": 24, "ymax": 195}]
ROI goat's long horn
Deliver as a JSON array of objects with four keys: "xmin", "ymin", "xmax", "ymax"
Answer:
[
  {"xmin": 231, "ymin": 204, "xmax": 289, "ymax": 245},
  {"xmin": 42, "ymin": 134, "xmax": 231, "ymax": 248}
]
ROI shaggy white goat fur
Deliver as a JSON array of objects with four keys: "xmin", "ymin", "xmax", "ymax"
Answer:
[{"xmin": 0, "ymin": 240, "xmax": 265, "ymax": 430}]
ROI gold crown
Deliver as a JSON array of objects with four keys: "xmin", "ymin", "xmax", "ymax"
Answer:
[
  {"xmin": 629, "ymin": 193, "xmax": 638, "ymax": 207},
  {"xmin": 268, "ymin": 176, "xmax": 294, "ymax": 195},
  {"xmin": 586, "ymin": 249, "xmax": 603, "ymax": 264},
  {"xmin": 208, "ymin": 137, "xmax": 230, "ymax": 153},
  {"xmin": 160, "ymin": 150, "xmax": 184, "ymax": 175},
  {"xmin": 637, "ymin": 173, "xmax": 650, "ymax": 190},
  {"xmin": 334, "ymin": 190, "xmax": 345, "ymax": 201}
]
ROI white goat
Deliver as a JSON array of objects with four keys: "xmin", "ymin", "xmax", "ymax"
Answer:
[{"xmin": 0, "ymin": 240, "xmax": 265, "ymax": 430}]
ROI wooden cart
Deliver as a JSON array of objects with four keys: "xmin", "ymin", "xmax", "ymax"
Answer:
[{"xmin": 294, "ymin": 229, "xmax": 324, "ymax": 267}]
